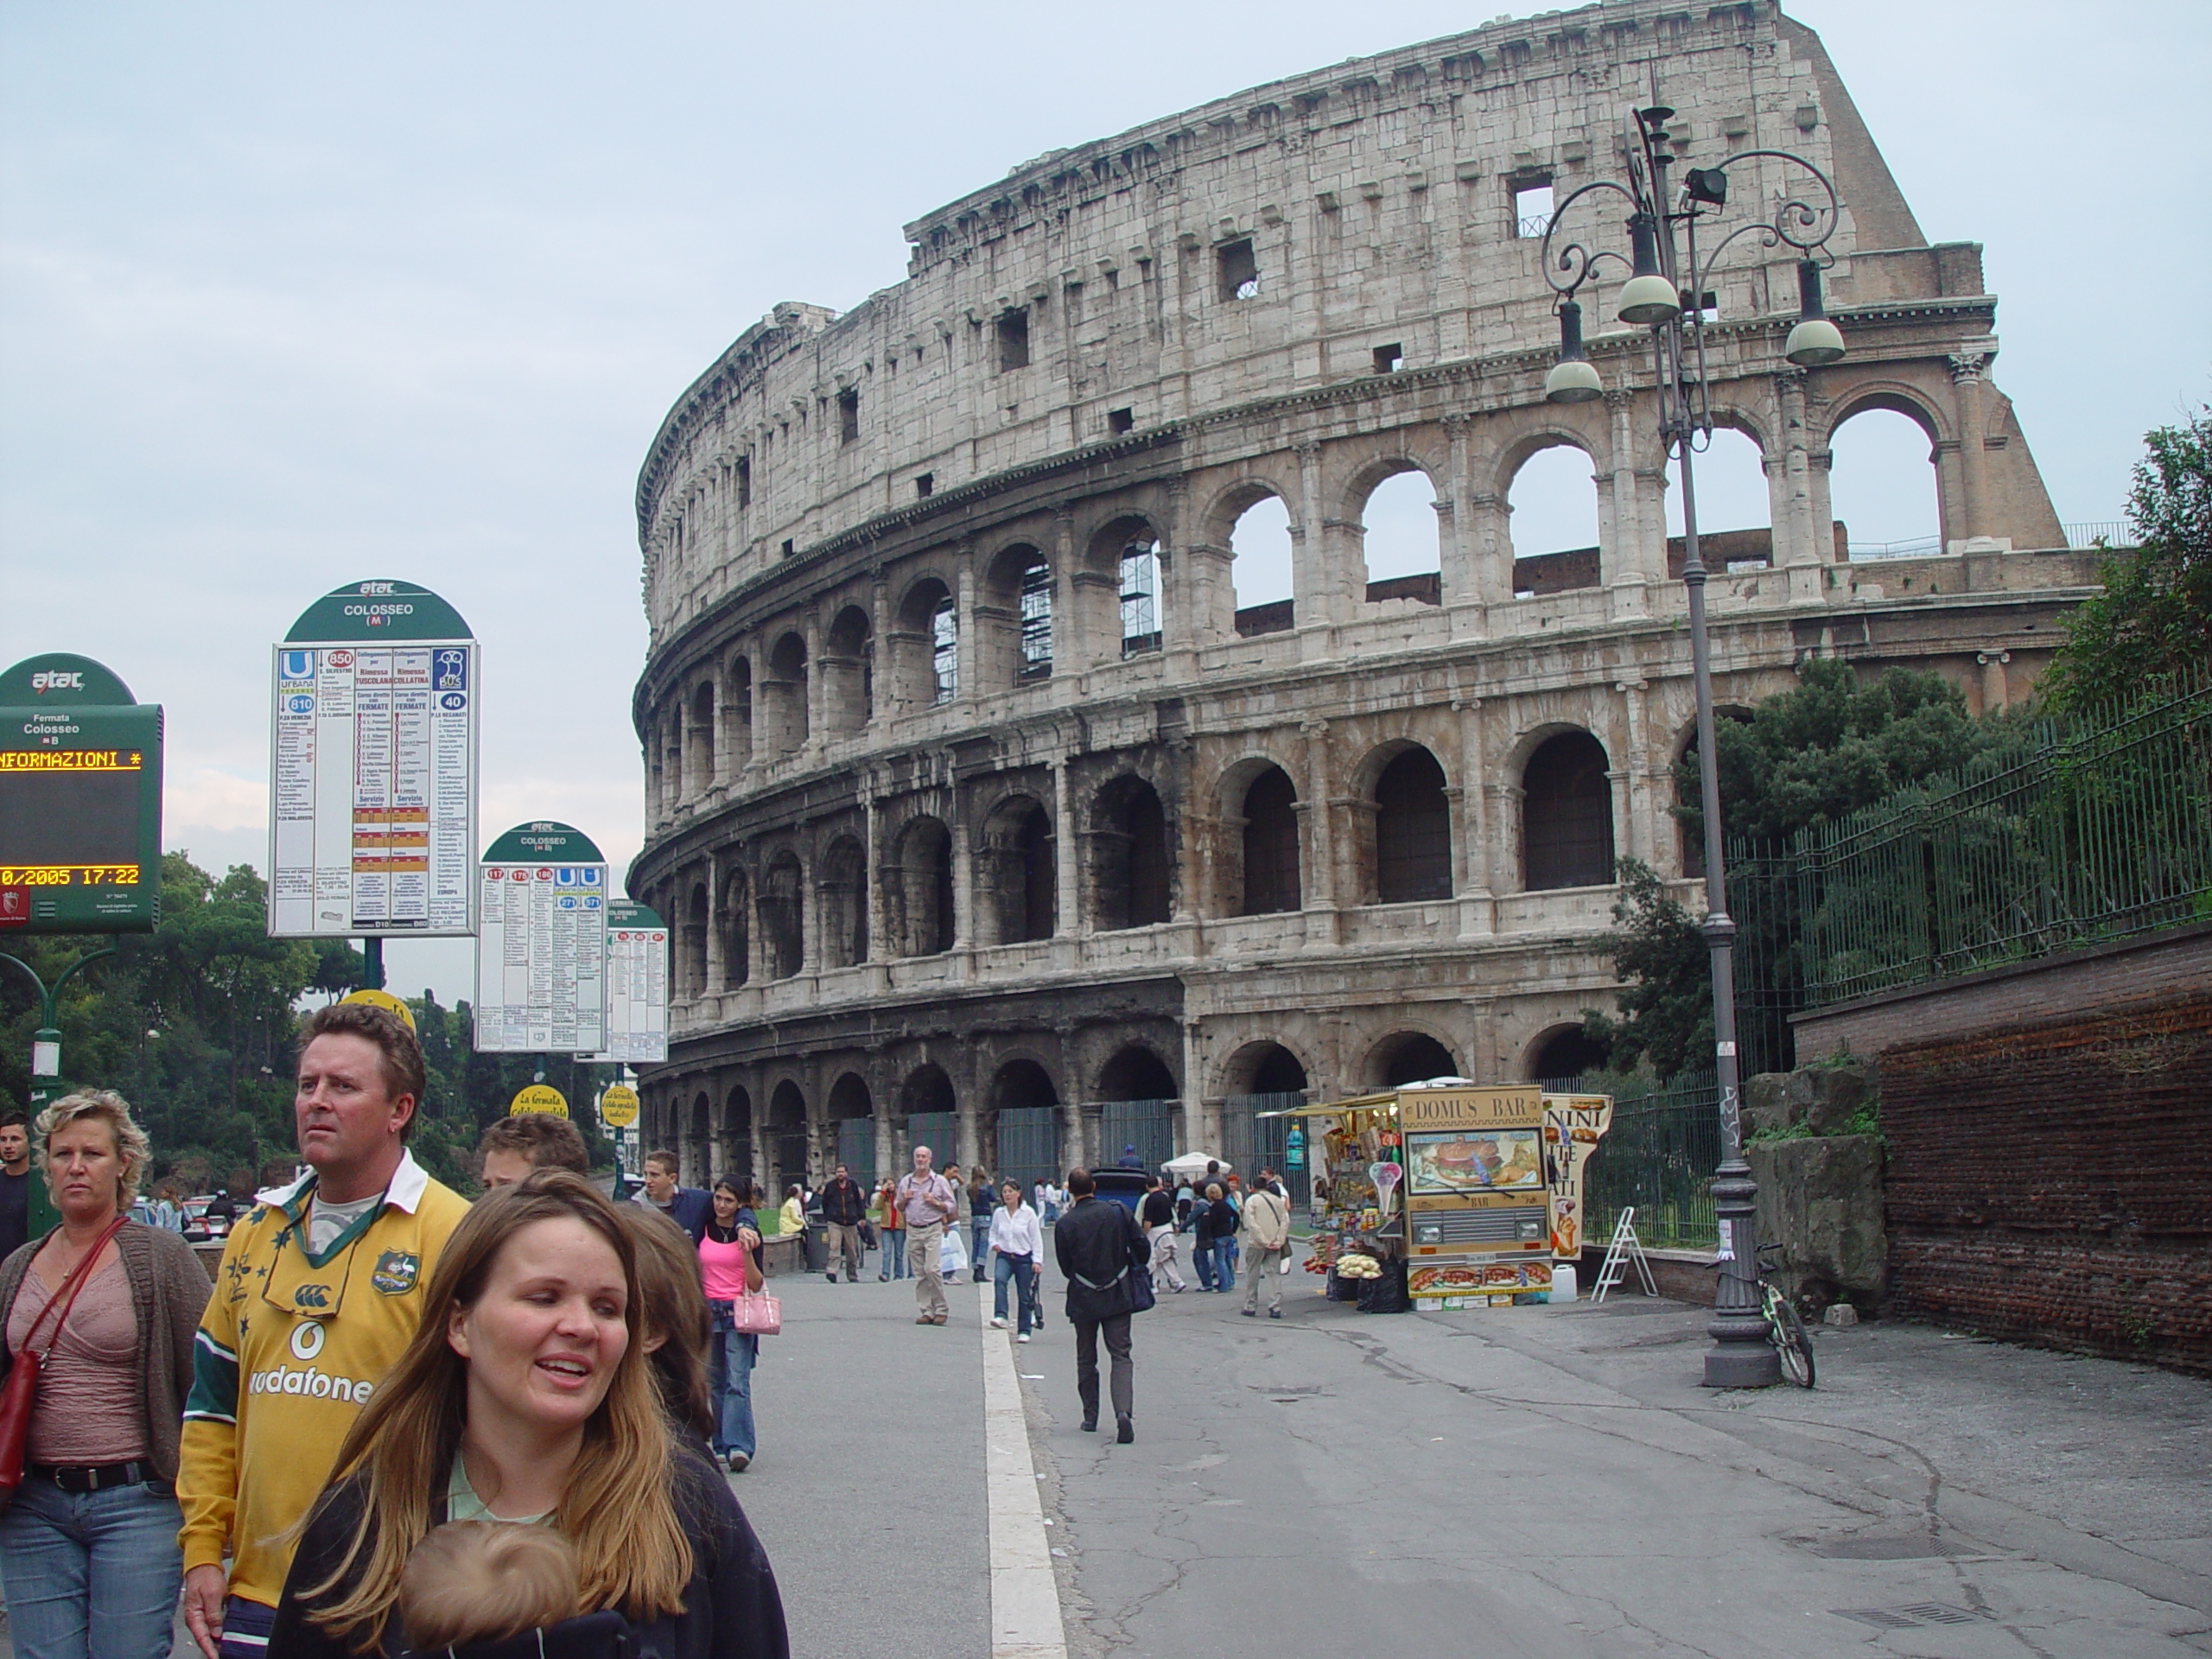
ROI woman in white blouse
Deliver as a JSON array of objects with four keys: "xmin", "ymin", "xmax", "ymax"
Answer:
[{"xmin": 986, "ymin": 1183, "xmax": 1045, "ymax": 1341}]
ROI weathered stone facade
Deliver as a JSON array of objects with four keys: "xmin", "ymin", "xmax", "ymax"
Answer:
[{"xmin": 627, "ymin": 1, "xmax": 2094, "ymax": 1194}]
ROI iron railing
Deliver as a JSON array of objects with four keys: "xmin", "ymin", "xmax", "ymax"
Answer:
[
  {"xmin": 1794, "ymin": 677, "xmax": 2212, "ymax": 1007},
  {"xmin": 1574, "ymin": 1071, "xmax": 1720, "ymax": 1250}
]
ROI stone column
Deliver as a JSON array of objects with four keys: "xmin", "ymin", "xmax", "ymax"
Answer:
[
  {"xmin": 1051, "ymin": 755, "xmax": 1078, "ymax": 937},
  {"xmin": 702, "ymin": 856, "xmax": 726, "ymax": 994},
  {"xmin": 1453, "ymin": 696, "xmax": 1493, "ymax": 940},
  {"xmin": 955, "ymin": 547, "xmax": 978, "ymax": 704},
  {"xmin": 950, "ymin": 777, "xmax": 975, "ymax": 957},
  {"xmin": 1977, "ymin": 650, "xmax": 2012, "ymax": 715},
  {"xmin": 1299, "ymin": 720, "xmax": 1338, "ymax": 938},
  {"xmin": 1466, "ymin": 491, "xmax": 1512, "ymax": 609},
  {"xmin": 1948, "ymin": 350, "xmax": 1993, "ymax": 543},
  {"xmin": 863, "ymin": 787, "xmax": 887, "ymax": 967},
  {"xmin": 802, "ymin": 613, "xmax": 825, "ymax": 757},
  {"xmin": 1605, "ymin": 389, "xmax": 1651, "ymax": 618},
  {"xmin": 1615, "ymin": 678, "xmax": 1657, "ymax": 870},
  {"xmin": 1440, "ymin": 414, "xmax": 1480, "ymax": 617}
]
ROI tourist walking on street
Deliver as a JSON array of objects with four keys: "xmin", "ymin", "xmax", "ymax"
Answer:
[
  {"xmin": 702, "ymin": 1177, "xmax": 766, "ymax": 1471},
  {"xmin": 1194, "ymin": 1183, "xmax": 1237, "ymax": 1294},
  {"xmin": 898, "ymin": 1147, "xmax": 958, "ymax": 1325},
  {"xmin": 969, "ymin": 1172, "xmax": 995, "ymax": 1266},
  {"xmin": 1053, "ymin": 1168, "xmax": 1151, "ymax": 1443},
  {"xmin": 0, "ymin": 1090, "xmax": 213, "ymax": 1659},
  {"xmin": 875, "ymin": 1178, "xmax": 907, "ymax": 1280},
  {"xmin": 1237, "ymin": 1174, "xmax": 1292, "ymax": 1319},
  {"xmin": 1138, "ymin": 1173, "xmax": 1186, "ymax": 1294},
  {"xmin": 267, "ymin": 1172, "xmax": 790, "ymax": 1659},
  {"xmin": 988, "ymin": 1181, "xmax": 1044, "ymax": 1340},
  {"xmin": 179, "ymin": 1001, "xmax": 469, "ymax": 1659},
  {"xmin": 819, "ymin": 1164, "xmax": 867, "ymax": 1284}
]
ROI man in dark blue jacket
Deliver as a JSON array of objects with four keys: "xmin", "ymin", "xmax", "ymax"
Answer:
[
  {"xmin": 638, "ymin": 1147, "xmax": 715, "ymax": 1245},
  {"xmin": 1053, "ymin": 1167, "xmax": 1152, "ymax": 1444}
]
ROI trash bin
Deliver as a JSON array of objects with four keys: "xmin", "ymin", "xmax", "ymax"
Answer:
[
  {"xmin": 1356, "ymin": 1259, "xmax": 1410, "ymax": 1314},
  {"xmin": 803, "ymin": 1223, "xmax": 828, "ymax": 1274}
]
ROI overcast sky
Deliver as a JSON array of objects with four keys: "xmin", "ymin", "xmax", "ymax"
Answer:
[{"xmin": 4, "ymin": 1, "xmax": 2207, "ymax": 1005}]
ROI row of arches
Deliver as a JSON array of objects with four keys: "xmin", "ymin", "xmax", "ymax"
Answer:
[{"xmin": 657, "ymin": 728, "xmax": 1618, "ymax": 992}]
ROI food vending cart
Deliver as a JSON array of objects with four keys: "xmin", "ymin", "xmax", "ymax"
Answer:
[{"xmin": 1281, "ymin": 1084, "xmax": 1613, "ymax": 1308}]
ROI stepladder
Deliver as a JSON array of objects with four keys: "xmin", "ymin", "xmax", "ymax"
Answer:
[{"xmin": 1592, "ymin": 1206, "xmax": 1658, "ymax": 1303}]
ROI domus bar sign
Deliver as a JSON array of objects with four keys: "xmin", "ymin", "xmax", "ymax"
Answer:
[{"xmin": 268, "ymin": 580, "xmax": 479, "ymax": 939}]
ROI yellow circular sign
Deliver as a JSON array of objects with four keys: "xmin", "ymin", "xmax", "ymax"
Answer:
[
  {"xmin": 340, "ymin": 988, "xmax": 417, "ymax": 1033},
  {"xmin": 598, "ymin": 1084, "xmax": 639, "ymax": 1128},
  {"xmin": 508, "ymin": 1084, "xmax": 569, "ymax": 1118}
]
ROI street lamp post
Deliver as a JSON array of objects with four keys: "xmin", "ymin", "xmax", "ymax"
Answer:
[{"xmin": 1537, "ymin": 106, "xmax": 1846, "ymax": 1387}]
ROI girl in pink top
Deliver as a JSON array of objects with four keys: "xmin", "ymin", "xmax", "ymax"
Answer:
[{"xmin": 698, "ymin": 1178, "xmax": 764, "ymax": 1472}]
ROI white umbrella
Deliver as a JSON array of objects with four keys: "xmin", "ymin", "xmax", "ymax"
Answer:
[{"xmin": 1162, "ymin": 1151, "xmax": 1232, "ymax": 1181}]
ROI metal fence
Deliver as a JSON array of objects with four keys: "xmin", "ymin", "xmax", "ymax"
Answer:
[
  {"xmin": 1218, "ymin": 1093, "xmax": 1309, "ymax": 1210},
  {"xmin": 1098, "ymin": 1098, "xmax": 1177, "ymax": 1174},
  {"xmin": 1575, "ymin": 1071, "xmax": 1720, "ymax": 1250},
  {"xmin": 1794, "ymin": 678, "xmax": 2212, "ymax": 1006},
  {"xmin": 995, "ymin": 1107, "xmax": 1060, "ymax": 1193}
]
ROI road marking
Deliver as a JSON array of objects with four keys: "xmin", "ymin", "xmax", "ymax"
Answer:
[{"xmin": 978, "ymin": 1278, "xmax": 1068, "ymax": 1659}]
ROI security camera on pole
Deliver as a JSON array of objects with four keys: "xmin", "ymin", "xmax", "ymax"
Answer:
[{"xmin": 1533, "ymin": 105, "xmax": 1848, "ymax": 1388}]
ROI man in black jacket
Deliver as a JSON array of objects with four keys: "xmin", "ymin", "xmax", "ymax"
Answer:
[
  {"xmin": 819, "ymin": 1163, "xmax": 868, "ymax": 1283},
  {"xmin": 1052, "ymin": 1167, "xmax": 1150, "ymax": 1444}
]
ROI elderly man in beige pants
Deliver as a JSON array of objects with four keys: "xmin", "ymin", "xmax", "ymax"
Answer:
[
  {"xmin": 897, "ymin": 1143, "xmax": 960, "ymax": 1325},
  {"xmin": 1239, "ymin": 1173, "xmax": 1294, "ymax": 1319}
]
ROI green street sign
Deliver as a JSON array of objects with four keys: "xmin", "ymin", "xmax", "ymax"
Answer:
[
  {"xmin": 476, "ymin": 822, "xmax": 611, "ymax": 1055},
  {"xmin": 0, "ymin": 654, "xmax": 162, "ymax": 934},
  {"xmin": 594, "ymin": 899, "xmax": 669, "ymax": 1065},
  {"xmin": 283, "ymin": 579, "xmax": 474, "ymax": 643}
]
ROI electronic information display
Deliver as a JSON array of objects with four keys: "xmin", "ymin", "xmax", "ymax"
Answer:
[
  {"xmin": 0, "ymin": 654, "xmax": 162, "ymax": 933},
  {"xmin": 474, "ymin": 822, "xmax": 608, "ymax": 1054},
  {"xmin": 588, "ymin": 899, "xmax": 669, "ymax": 1065},
  {"xmin": 268, "ymin": 580, "xmax": 478, "ymax": 938}
]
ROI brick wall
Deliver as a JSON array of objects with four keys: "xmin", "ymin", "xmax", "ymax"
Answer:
[{"xmin": 1879, "ymin": 989, "xmax": 2212, "ymax": 1376}]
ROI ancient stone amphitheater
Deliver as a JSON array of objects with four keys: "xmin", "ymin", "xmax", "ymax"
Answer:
[{"xmin": 627, "ymin": 0, "xmax": 2094, "ymax": 1194}]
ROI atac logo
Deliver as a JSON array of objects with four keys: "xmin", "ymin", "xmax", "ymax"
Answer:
[
  {"xmin": 292, "ymin": 1282, "xmax": 334, "ymax": 1311},
  {"xmin": 29, "ymin": 671, "xmax": 84, "ymax": 695},
  {"xmin": 371, "ymin": 1249, "xmax": 421, "ymax": 1296}
]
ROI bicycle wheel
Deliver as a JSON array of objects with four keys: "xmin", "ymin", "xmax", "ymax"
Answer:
[{"xmin": 1770, "ymin": 1294, "xmax": 1816, "ymax": 1388}]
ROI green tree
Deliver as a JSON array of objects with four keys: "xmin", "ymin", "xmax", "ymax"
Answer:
[{"xmin": 2042, "ymin": 407, "xmax": 2212, "ymax": 711}]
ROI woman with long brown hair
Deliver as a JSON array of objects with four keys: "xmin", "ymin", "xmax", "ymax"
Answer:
[{"xmin": 267, "ymin": 1171, "xmax": 785, "ymax": 1657}]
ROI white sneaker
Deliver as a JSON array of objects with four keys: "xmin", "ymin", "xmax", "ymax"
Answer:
[
  {"xmin": 990, "ymin": 1317, "xmax": 1008, "ymax": 1329},
  {"xmin": 1017, "ymin": 1333, "xmax": 1031, "ymax": 1343}
]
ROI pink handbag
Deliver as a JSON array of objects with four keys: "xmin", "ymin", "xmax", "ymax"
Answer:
[{"xmin": 730, "ymin": 1288, "xmax": 781, "ymax": 1336}]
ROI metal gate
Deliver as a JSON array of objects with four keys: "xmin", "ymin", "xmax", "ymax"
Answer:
[
  {"xmin": 1100, "ymin": 1098, "xmax": 1177, "ymax": 1174},
  {"xmin": 1220, "ymin": 1093, "xmax": 1308, "ymax": 1210},
  {"xmin": 995, "ymin": 1107, "xmax": 1060, "ymax": 1194},
  {"xmin": 906, "ymin": 1113, "xmax": 957, "ymax": 1169},
  {"xmin": 836, "ymin": 1119, "xmax": 876, "ymax": 1185}
]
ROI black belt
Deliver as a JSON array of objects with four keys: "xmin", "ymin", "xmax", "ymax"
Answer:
[{"xmin": 29, "ymin": 1459, "xmax": 150, "ymax": 1493}]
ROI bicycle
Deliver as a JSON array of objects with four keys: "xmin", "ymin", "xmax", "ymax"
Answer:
[{"xmin": 1754, "ymin": 1243, "xmax": 1816, "ymax": 1388}]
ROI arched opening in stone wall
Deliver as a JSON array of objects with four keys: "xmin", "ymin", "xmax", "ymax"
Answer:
[
  {"xmin": 721, "ymin": 1085, "xmax": 753, "ymax": 1186},
  {"xmin": 1229, "ymin": 493, "xmax": 1294, "ymax": 632},
  {"xmin": 896, "ymin": 577, "xmax": 957, "ymax": 707},
  {"xmin": 990, "ymin": 1058, "xmax": 1061, "ymax": 1192},
  {"xmin": 767, "ymin": 1080, "xmax": 808, "ymax": 1196},
  {"xmin": 823, "ymin": 606, "xmax": 873, "ymax": 734},
  {"xmin": 687, "ymin": 1091, "xmax": 713, "ymax": 1189},
  {"xmin": 1675, "ymin": 709, "xmax": 1753, "ymax": 878},
  {"xmin": 1359, "ymin": 467, "xmax": 1442, "ymax": 603},
  {"xmin": 819, "ymin": 836, "xmax": 867, "ymax": 968},
  {"xmin": 982, "ymin": 795, "xmax": 1054, "ymax": 944},
  {"xmin": 984, "ymin": 545, "xmax": 1052, "ymax": 686},
  {"xmin": 723, "ymin": 656, "xmax": 753, "ymax": 773},
  {"xmin": 686, "ymin": 683, "xmax": 715, "ymax": 791},
  {"xmin": 1667, "ymin": 427, "xmax": 1774, "ymax": 569},
  {"xmin": 899, "ymin": 1064, "xmax": 957, "ymax": 1169},
  {"xmin": 1098, "ymin": 1045, "xmax": 1177, "ymax": 1103},
  {"xmin": 1529, "ymin": 1025, "xmax": 1610, "ymax": 1084},
  {"xmin": 1093, "ymin": 776, "xmax": 1170, "ymax": 930},
  {"xmin": 1373, "ymin": 746, "xmax": 1452, "ymax": 903},
  {"xmin": 683, "ymin": 880, "xmax": 709, "ymax": 995},
  {"xmin": 1239, "ymin": 765, "xmax": 1301, "ymax": 915},
  {"xmin": 765, "ymin": 632, "xmax": 809, "ymax": 753},
  {"xmin": 1249, "ymin": 1044, "xmax": 1308, "ymax": 1095},
  {"xmin": 1095, "ymin": 1044, "xmax": 1179, "ymax": 1173},
  {"xmin": 1522, "ymin": 731, "xmax": 1614, "ymax": 891},
  {"xmin": 1374, "ymin": 1032, "xmax": 1461, "ymax": 1088},
  {"xmin": 1506, "ymin": 443, "xmax": 1602, "ymax": 595},
  {"xmin": 1831, "ymin": 404, "xmax": 1942, "ymax": 557},
  {"xmin": 721, "ymin": 868, "xmax": 749, "ymax": 988},
  {"xmin": 760, "ymin": 851, "xmax": 804, "ymax": 978},
  {"xmin": 893, "ymin": 816, "xmax": 955, "ymax": 957},
  {"xmin": 826, "ymin": 1071, "xmax": 875, "ymax": 1185},
  {"xmin": 660, "ymin": 712, "xmax": 683, "ymax": 810},
  {"xmin": 1119, "ymin": 534, "xmax": 1164, "ymax": 658}
]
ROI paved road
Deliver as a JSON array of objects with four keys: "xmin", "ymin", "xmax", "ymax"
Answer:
[{"xmin": 10, "ymin": 1237, "xmax": 2205, "ymax": 1656}]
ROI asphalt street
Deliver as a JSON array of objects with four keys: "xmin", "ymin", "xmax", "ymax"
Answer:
[{"xmin": 5, "ymin": 1235, "xmax": 2204, "ymax": 1656}]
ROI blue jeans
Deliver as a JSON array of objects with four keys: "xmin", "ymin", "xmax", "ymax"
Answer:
[
  {"xmin": 1195, "ymin": 1237, "xmax": 1217, "ymax": 1290},
  {"xmin": 0, "ymin": 1474, "xmax": 183, "ymax": 1659},
  {"xmin": 972, "ymin": 1215, "xmax": 991, "ymax": 1262},
  {"xmin": 708, "ymin": 1305, "xmax": 758, "ymax": 1459},
  {"xmin": 1210, "ymin": 1237, "xmax": 1236, "ymax": 1293},
  {"xmin": 992, "ymin": 1251, "xmax": 1039, "ymax": 1334},
  {"xmin": 880, "ymin": 1230, "xmax": 909, "ymax": 1278}
]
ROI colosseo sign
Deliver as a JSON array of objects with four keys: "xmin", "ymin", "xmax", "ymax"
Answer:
[
  {"xmin": 474, "ymin": 822, "xmax": 609, "ymax": 1054},
  {"xmin": 267, "ymin": 581, "xmax": 478, "ymax": 939}
]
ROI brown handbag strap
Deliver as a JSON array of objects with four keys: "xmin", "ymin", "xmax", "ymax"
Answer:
[{"xmin": 16, "ymin": 1216, "xmax": 128, "ymax": 1360}]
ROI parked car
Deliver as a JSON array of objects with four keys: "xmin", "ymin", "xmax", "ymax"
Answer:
[
  {"xmin": 181, "ymin": 1196, "xmax": 231, "ymax": 1243},
  {"xmin": 1087, "ymin": 1168, "xmax": 1150, "ymax": 1216}
]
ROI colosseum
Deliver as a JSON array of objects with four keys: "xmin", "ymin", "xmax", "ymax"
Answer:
[{"xmin": 626, "ymin": 0, "xmax": 2096, "ymax": 1196}]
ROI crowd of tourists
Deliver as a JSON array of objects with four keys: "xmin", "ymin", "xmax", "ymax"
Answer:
[{"xmin": 0, "ymin": 1001, "xmax": 788, "ymax": 1659}]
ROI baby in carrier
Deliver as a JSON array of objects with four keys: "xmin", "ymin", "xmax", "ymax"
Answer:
[{"xmin": 398, "ymin": 1520, "xmax": 630, "ymax": 1658}]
